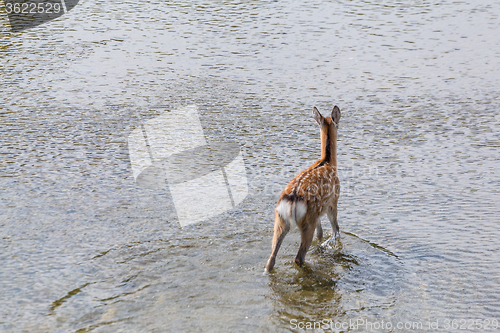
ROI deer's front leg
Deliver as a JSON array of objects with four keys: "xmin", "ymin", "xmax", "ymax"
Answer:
[
  {"xmin": 321, "ymin": 204, "xmax": 340, "ymax": 247},
  {"xmin": 328, "ymin": 203, "xmax": 340, "ymax": 239},
  {"xmin": 316, "ymin": 220, "xmax": 323, "ymax": 241}
]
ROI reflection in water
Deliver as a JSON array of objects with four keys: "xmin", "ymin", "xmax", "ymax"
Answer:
[{"xmin": 267, "ymin": 232, "xmax": 407, "ymax": 329}]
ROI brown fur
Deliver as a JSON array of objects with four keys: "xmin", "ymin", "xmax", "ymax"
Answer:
[{"xmin": 265, "ymin": 106, "xmax": 341, "ymax": 273}]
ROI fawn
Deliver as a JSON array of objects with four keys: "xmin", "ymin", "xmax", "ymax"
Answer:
[{"xmin": 265, "ymin": 106, "xmax": 341, "ymax": 273}]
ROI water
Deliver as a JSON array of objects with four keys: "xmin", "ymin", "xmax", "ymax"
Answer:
[{"xmin": 1, "ymin": 0, "xmax": 500, "ymax": 332}]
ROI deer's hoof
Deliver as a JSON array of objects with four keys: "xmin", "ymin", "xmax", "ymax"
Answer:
[{"xmin": 321, "ymin": 235, "xmax": 339, "ymax": 249}]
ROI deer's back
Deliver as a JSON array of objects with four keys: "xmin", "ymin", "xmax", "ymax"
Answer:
[{"xmin": 279, "ymin": 161, "xmax": 340, "ymax": 216}]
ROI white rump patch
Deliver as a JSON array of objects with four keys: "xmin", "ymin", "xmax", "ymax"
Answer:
[
  {"xmin": 276, "ymin": 199, "xmax": 307, "ymax": 231},
  {"xmin": 276, "ymin": 200, "xmax": 291, "ymax": 225}
]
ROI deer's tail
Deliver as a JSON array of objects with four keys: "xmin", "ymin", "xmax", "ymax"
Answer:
[{"xmin": 276, "ymin": 194, "xmax": 307, "ymax": 230}]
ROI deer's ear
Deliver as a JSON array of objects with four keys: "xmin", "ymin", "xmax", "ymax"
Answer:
[
  {"xmin": 313, "ymin": 107, "xmax": 324, "ymax": 126},
  {"xmin": 331, "ymin": 105, "xmax": 341, "ymax": 125}
]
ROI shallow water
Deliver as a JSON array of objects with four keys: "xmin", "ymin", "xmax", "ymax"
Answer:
[{"xmin": 1, "ymin": 0, "xmax": 500, "ymax": 332}]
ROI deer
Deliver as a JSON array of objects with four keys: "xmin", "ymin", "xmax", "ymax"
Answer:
[{"xmin": 264, "ymin": 106, "xmax": 341, "ymax": 274}]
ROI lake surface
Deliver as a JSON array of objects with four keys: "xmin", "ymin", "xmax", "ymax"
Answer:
[{"xmin": 1, "ymin": 0, "xmax": 500, "ymax": 332}]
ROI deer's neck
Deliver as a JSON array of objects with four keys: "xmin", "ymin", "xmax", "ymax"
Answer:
[{"xmin": 320, "ymin": 127, "xmax": 337, "ymax": 167}]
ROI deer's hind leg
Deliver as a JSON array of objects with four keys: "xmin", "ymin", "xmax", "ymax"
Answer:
[
  {"xmin": 265, "ymin": 211, "xmax": 290, "ymax": 273},
  {"xmin": 295, "ymin": 215, "xmax": 318, "ymax": 266}
]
